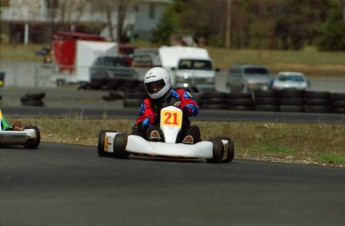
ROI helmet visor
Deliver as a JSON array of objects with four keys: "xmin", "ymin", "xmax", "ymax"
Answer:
[{"xmin": 145, "ymin": 79, "xmax": 166, "ymax": 94}]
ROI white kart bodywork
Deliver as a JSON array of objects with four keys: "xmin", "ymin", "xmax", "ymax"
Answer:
[
  {"xmin": 0, "ymin": 129, "xmax": 38, "ymax": 145},
  {"xmin": 98, "ymin": 106, "xmax": 233, "ymax": 162},
  {"xmin": 105, "ymin": 132, "xmax": 214, "ymax": 159}
]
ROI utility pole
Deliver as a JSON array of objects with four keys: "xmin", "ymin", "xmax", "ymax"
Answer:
[
  {"xmin": 225, "ymin": 0, "xmax": 232, "ymax": 49},
  {"xmin": 50, "ymin": 0, "xmax": 55, "ymax": 49}
]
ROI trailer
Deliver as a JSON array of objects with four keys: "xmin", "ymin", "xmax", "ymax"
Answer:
[{"xmin": 51, "ymin": 32, "xmax": 118, "ymax": 85}]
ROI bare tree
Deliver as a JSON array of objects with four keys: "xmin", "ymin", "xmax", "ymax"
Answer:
[
  {"xmin": 86, "ymin": 0, "xmax": 132, "ymax": 43},
  {"xmin": 59, "ymin": 0, "xmax": 87, "ymax": 24}
]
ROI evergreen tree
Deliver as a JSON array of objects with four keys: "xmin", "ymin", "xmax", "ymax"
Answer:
[{"xmin": 317, "ymin": 8, "xmax": 345, "ymax": 51}]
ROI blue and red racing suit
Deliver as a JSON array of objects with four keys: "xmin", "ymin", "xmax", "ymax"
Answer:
[{"xmin": 136, "ymin": 89, "xmax": 199, "ymax": 132}]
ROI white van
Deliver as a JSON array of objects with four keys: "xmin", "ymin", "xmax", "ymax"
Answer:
[
  {"xmin": 159, "ymin": 46, "xmax": 217, "ymax": 92},
  {"xmin": 132, "ymin": 48, "xmax": 162, "ymax": 80}
]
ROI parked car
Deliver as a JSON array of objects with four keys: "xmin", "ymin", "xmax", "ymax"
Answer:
[
  {"xmin": 226, "ymin": 64, "xmax": 273, "ymax": 93},
  {"xmin": 89, "ymin": 56, "xmax": 138, "ymax": 89},
  {"xmin": 271, "ymin": 72, "xmax": 310, "ymax": 91}
]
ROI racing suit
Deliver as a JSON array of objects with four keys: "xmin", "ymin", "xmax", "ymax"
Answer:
[{"xmin": 136, "ymin": 89, "xmax": 200, "ymax": 142}]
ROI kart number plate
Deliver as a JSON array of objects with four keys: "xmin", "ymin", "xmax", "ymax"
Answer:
[{"xmin": 161, "ymin": 109, "xmax": 182, "ymax": 127}]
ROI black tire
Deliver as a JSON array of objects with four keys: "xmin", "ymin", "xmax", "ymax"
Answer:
[
  {"xmin": 228, "ymin": 98, "xmax": 254, "ymax": 106},
  {"xmin": 21, "ymin": 97, "xmax": 45, "ymax": 107},
  {"xmin": 77, "ymin": 83, "xmax": 92, "ymax": 90},
  {"xmin": 280, "ymin": 97, "xmax": 304, "ymax": 105},
  {"xmin": 25, "ymin": 92, "xmax": 46, "ymax": 100},
  {"xmin": 330, "ymin": 92, "xmax": 345, "ymax": 101},
  {"xmin": 304, "ymin": 98, "xmax": 330, "ymax": 106},
  {"xmin": 254, "ymin": 104, "xmax": 280, "ymax": 112},
  {"xmin": 254, "ymin": 90, "xmax": 278, "ymax": 98},
  {"xmin": 228, "ymin": 93, "xmax": 253, "ymax": 99},
  {"xmin": 280, "ymin": 105, "xmax": 304, "ymax": 112},
  {"xmin": 331, "ymin": 107, "xmax": 345, "ymax": 114},
  {"xmin": 331, "ymin": 100, "xmax": 345, "ymax": 108},
  {"xmin": 279, "ymin": 89, "xmax": 305, "ymax": 98},
  {"xmin": 215, "ymin": 137, "xmax": 234, "ymax": 163},
  {"xmin": 113, "ymin": 133, "xmax": 130, "ymax": 159},
  {"xmin": 305, "ymin": 91, "xmax": 330, "ymax": 99},
  {"xmin": 89, "ymin": 81, "xmax": 103, "ymax": 90},
  {"xmin": 254, "ymin": 97, "xmax": 280, "ymax": 105},
  {"xmin": 304, "ymin": 105, "xmax": 330, "ymax": 113},
  {"xmin": 23, "ymin": 126, "xmax": 40, "ymax": 149},
  {"xmin": 207, "ymin": 139, "xmax": 224, "ymax": 163},
  {"xmin": 201, "ymin": 91, "xmax": 228, "ymax": 99},
  {"xmin": 98, "ymin": 130, "xmax": 116, "ymax": 157}
]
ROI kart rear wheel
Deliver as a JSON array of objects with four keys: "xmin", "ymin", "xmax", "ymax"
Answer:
[
  {"xmin": 207, "ymin": 138, "xmax": 224, "ymax": 163},
  {"xmin": 23, "ymin": 126, "xmax": 41, "ymax": 149},
  {"xmin": 97, "ymin": 130, "xmax": 115, "ymax": 157},
  {"xmin": 113, "ymin": 133, "xmax": 130, "ymax": 159},
  {"xmin": 215, "ymin": 136, "xmax": 234, "ymax": 163}
]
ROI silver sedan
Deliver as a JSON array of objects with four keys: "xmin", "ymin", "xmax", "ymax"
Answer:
[{"xmin": 271, "ymin": 71, "xmax": 311, "ymax": 90}]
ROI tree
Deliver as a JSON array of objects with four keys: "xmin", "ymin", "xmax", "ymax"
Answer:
[
  {"xmin": 317, "ymin": 5, "xmax": 345, "ymax": 50},
  {"xmin": 151, "ymin": 0, "xmax": 185, "ymax": 45},
  {"xmin": 151, "ymin": 0, "xmax": 345, "ymax": 51},
  {"xmin": 86, "ymin": 0, "xmax": 131, "ymax": 43}
]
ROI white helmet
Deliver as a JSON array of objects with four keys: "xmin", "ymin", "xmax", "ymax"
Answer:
[{"xmin": 144, "ymin": 67, "xmax": 172, "ymax": 99}]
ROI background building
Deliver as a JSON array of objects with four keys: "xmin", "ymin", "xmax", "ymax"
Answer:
[{"xmin": 0, "ymin": 0, "xmax": 172, "ymax": 45}]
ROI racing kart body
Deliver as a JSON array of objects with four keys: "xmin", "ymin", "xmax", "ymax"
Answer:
[
  {"xmin": 0, "ymin": 111, "xmax": 41, "ymax": 149},
  {"xmin": 0, "ymin": 127, "xmax": 41, "ymax": 149},
  {"xmin": 98, "ymin": 106, "xmax": 234, "ymax": 163}
]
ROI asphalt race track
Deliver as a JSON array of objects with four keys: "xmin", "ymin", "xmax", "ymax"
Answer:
[{"xmin": 1, "ymin": 142, "xmax": 344, "ymax": 226}]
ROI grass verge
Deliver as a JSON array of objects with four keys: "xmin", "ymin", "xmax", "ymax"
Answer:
[{"xmin": 10, "ymin": 117, "xmax": 345, "ymax": 167}]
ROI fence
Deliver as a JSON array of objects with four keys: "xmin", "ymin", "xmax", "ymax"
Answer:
[{"xmin": 0, "ymin": 61, "xmax": 57, "ymax": 87}]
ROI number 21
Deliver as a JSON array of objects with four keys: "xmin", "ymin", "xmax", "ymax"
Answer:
[{"xmin": 164, "ymin": 112, "xmax": 178, "ymax": 125}]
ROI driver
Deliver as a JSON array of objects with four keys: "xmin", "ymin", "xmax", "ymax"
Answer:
[{"xmin": 135, "ymin": 67, "xmax": 201, "ymax": 144}]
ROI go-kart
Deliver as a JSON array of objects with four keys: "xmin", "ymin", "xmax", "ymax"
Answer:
[
  {"xmin": 0, "ymin": 126, "xmax": 41, "ymax": 149},
  {"xmin": 97, "ymin": 106, "xmax": 234, "ymax": 163},
  {"xmin": 0, "ymin": 111, "xmax": 41, "ymax": 149}
]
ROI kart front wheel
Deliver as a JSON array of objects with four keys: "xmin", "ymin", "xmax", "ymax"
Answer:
[
  {"xmin": 207, "ymin": 138, "xmax": 224, "ymax": 163},
  {"xmin": 113, "ymin": 133, "xmax": 130, "ymax": 159},
  {"xmin": 98, "ymin": 130, "xmax": 115, "ymax": 157},
  {"xmin": 23, "ymin": 126, "xmax": 41, "ymax": 149},
  {"xmin": 215, "ymin": 136, "xmax": 235, "ymax": 163}
]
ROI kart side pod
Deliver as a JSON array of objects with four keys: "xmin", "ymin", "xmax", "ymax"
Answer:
[
  {"xmin": 97, "ymin": 131, "xmax": 234, "ymax": 163},
  {"xmin": 0, "ymin": 126, "xmax": 41, "ymax": 149}
]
